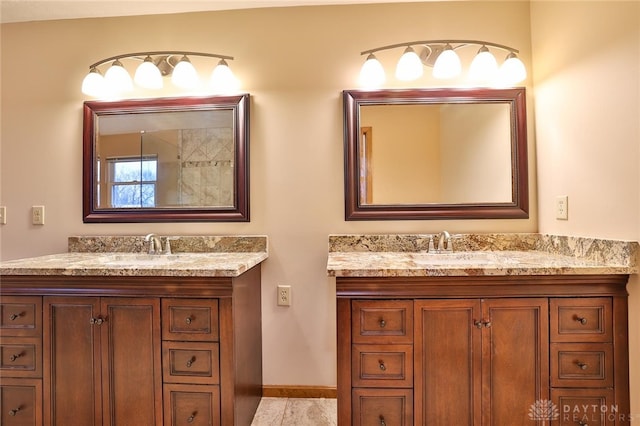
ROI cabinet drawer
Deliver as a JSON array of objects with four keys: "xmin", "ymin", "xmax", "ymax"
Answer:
[
  {"xmin": 550, "ymin": 298, "xmax": 612, "ymax": 342},
  {"xmin": 352, "ymin": 344, "xmax": 413, "ymax": 388},
  {"xmin": 0, "ymin": 378, "xmax": 42, "ymax": 425},
  {"xmin": 551, "ymin": 343, "xmax": 613, "ymax": 388},
  {"xmin": 352, "ymin": 388, "xmax": 413, "ymax": 426},
  {"xmin": 352, "ymin": 300, "xmax": 413, "ymax": 344},
  {"xmin": 0, "ymin": 297, "xmax": 42, "ymax": 338},
  {"xmin": 551, "ymin": 388, "xmax": 615, "ymax": 426},
  {"xmin": 162, "ymin": 299, "xmax": 219, "ymax": 342},
  {"xmin": 163, "ymin": 341, "xmax": 220, "ymax": 385},
  {"xmin": 163, "ymin": 383, "xmax": 220, "ymax": 426},
  {"xmin": 0, "ymin": 338, "xmax": 42, "ymax": 378}
]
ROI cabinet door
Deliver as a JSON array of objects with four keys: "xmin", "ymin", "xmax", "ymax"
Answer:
[
  {"xmin": 100, "ymin": 297, "xmax": 162, "ymax": 426},
  {"xmin": 414, "ymin": 300, "xmax": 482, "ymax": 426},
  {"xmin": 44, "ymin": 297, "xmax": 102, "ymax": 426},
  {"xmin": 481, "ymin": 298, "xmax": 549, "ymax": 426}
]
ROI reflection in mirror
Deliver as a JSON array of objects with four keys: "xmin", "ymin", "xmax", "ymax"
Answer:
[
  {"xmin": 344, "ymin": 88, "xmax": 528, "ymax": 220},
  {"xmin": 83, "ymin": 95, "xmax": 249, "ymax": 222}
]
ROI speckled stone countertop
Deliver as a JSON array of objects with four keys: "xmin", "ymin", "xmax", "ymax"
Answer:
[
  {"xmin": 327, "ymin": 233, "xmax": 638, "ymax": 277},
  {"xmin": 0, "ymin": 235, "xmax": 268, "ymax": 278}
]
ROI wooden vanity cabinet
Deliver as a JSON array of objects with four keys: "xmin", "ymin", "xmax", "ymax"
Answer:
[
  {"xmin": 1, "ymin": 264, "xmax": 262, "ymax": 426},
  {"xmin": 336, "ymin": 274, "xmax": 630, "ymax": 426}
]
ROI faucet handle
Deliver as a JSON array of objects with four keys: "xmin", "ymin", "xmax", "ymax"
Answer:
[
  {"xmin": 428, "ymin": 236, "xmax": 436, "ymax": 252},
  {"xmin": 163, "ymin": 237, "xmax": 179, "ymax": 255}
]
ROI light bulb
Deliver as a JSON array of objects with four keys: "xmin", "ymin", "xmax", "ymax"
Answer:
[
  {"xmin": 134, "ymin": 56, "xmax": 163, "ymax": 89},
  {"xmin": 499, "ymin": 52, "xmax": 527, "ymax": 85},
  {"xmin": 432, "ymin": 44, "xmax": 462, "ymax": 79},
  {"xmin": 171, "ymin": 55, "xmax": 199, "ymax": 89},
  {"xmin": 358, "ymin": 53, "xmax": 385, "ymax": 87},
  {"xmin": 468, "ymin": 46, "xmax": 498, "ymax": 82},
  {"xmin": 81, "ymin": 67, "xmax": 106, "ymax": 97},
  {"xmin": 210, "ymin": 59, "xmax": 239, "ymax": 93},
  {"xmin": 104, "ymin": 60, "xmax": 133, "ymax": 94},
  {"xmin": 395, "ymin": 46, "xmax": 423, "ymax": 81}
]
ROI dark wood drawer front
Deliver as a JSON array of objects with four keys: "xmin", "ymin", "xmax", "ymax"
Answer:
[
  {"xmin": 550, "ymin": 298, "xmax": 612, "ymax": 342},
  {"xmin": 0, "ymin": 378, "xmax": 42, "ymax": 425},
  {"xmin": 352, "ymin": 388, "xmax": 413, "ymax": 426},
  {"xmin": 551, "ymin": 343, "xmax": 613, "ymax": 388},
  {"xmin": 163, "ymin": 341, "xmax": 220, "ymax": 385},
  {"xmin": 163, "ymin": 384, "xmax": 220, "ymax": 426},
  {"xmin": 0, "ymin": 338, "xmax": 41, "ymax": 378},
  {"xmin": 162, "ymin": 299, "xmax": 219, "ymax": 342},
  {"xmin": 0, "ymin": 297, "xmax": 41, "ymax": 337},
  {"xmin": 352, "ymin": 300, "xmax": 413, "ymax": 344},
  {"xmin": 352, "ymin": 344, "xmax": 413, "ymax": 388},
  {"xmin": 551, "ymin": 388, "xmax": 615, "ymax": 426}
]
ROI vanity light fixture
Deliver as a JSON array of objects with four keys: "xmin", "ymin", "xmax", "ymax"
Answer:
[
  {"xmin": 81, "ymin": 51, "xmax": 239, "ymax": 98},
  {"xmin": 359, "ymin": 39, "xmax": 526, "ymax": 87}
]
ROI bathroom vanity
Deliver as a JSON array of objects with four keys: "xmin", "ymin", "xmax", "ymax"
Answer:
[
  {"xmin": 0, "ymin": 236, "xmax": 267, "ymax": 426},
  {"xmin": 328, "ymin": 234, "xmax": 637, "ymax": 426}
]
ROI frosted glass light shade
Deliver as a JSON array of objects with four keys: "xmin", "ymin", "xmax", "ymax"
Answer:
[
  {"xmin": 172, "ymin": 56, "xmax": 199, "ymax": 89},
  {"xmin": 432, "ymin": 44, "xmax": 462, "ymax": 79},
  {"xmin": 210, "ymin": 59, "xmax": 239, "ymax": 93},
  {"xmin": 358, "ymin": 53, "xmax": 385, "ymax": 87},
  {"xmin": 499, "ymin": 52, "xmax": 527, "ymax": 84},
  {"xmin": 81, "ymin": 68, "xmax": 106, "ymax": 97},
  {"xmin": 104, "ymin": 60, "xmax": 133, "ymax": 93},
  {"xmin": 134, "ymin": 56, "xmax": 163, "ymax": 89},
  {"xmin": 395, "ymin": 46, "xmax": 423, "ymax": 81},
  {"xmin": 468, "ymin": 46, "xmax": 498, "ymax": 81}
]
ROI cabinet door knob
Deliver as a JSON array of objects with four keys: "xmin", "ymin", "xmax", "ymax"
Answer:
[
  {"xmin": 185, "ymin": 316, "xmax": 193, "ymax": 325},
  {"xmin": 379, "ymin": 415, "xmax": 386, "ymax": 426},
  {"xmin": 89, "ymin": 317, "xmax": 103, "ymax": 325},
  {"xmin": 577, "ymin": 362, "xmax": 588, "ymax": 370},
  {"xmin": 474, "ymin": 320, "xmax": 484, "ymax": 329},
  {"xmin": 474, "ymin": 320, "xmax": 492, "ymax": 328},
  {"xmin": 186, "ymin": 356, "xmax": 195, "ymax": 368},
  {"xmin": 8, "ymin": 407, "xmax": 20, "ymax": 416},
  {"xmin": 187, "ymin": 412, "xmax": 196, "ymax": 423},
  {"xmin": 378, "ymin": 360, "xmax": 386, "ymax": 371},
  {"xmin": 577, "ymin": 421, "xmax": 588, "ymax": 426},
  {"xmin": 575, "ymin": 316, "xmax": 588, "ymax": 325},
  {"xmin": 379, "ymin": 319, "xmax": 386, "ymax": 328}
]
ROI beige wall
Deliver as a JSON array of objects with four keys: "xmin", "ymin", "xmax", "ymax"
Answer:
[
  {"xmin": 1, "ymin": 0, "xmax": 636, "ymax": 410},
  {"xmin": 530, "ymin": 1, "xmax": 640, "ymax": 421}
]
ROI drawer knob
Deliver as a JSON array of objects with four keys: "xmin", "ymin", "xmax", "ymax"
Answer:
[
  {"xmin": 185, "ymin": 316, "xmax": 193, "ymax": 325},
  {"xmin": 9, "ymin": 352, "xmax": 22, "ymax": 362},
  {"xmin": 186, "ymin": 356, "xmax": 195, "ymax": 368},
  {"xmin": 187, "ymin": 412, "xmax": 197, "ymax": 423},
  {"xmin": 9, "ymin": 313, "xmax": 20, "ymax": 321},
  {"xmin": 378, "ymin": 360, "xmax": 386, "ymax": 371},
  {"xmin": 575, "ymin": 316, "xmax": 588, "ymax": 325},
  {"xmin": 379, "ymin": 319, "xmax": 386, "ymax": 328},
  {"xmin": 8, "ymin": 407, "xmax": 20, "ymax": 416},
  {"xmin": 577, "ymin": 362, "xmax": 588, "ymax": 370},
  {"xmin": 379, "ymin": 415, "xmax": 386, "ymax": 426}
]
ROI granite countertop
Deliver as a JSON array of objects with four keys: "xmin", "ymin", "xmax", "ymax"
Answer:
[
  {"xmin": 0, "ymin": 235, "xmax": 268, "ymax": 278},
  {"xmin": 327, "ymin": 233, "xmax": 638, "ymax": 278}
]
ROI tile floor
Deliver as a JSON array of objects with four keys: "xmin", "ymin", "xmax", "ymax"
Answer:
[{"xmin": 251, "ymin": 397, "xmax": 337, "ymax": 425}]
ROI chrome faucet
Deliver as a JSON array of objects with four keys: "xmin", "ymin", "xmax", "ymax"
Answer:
[
  {"xmin": 436, "ymin": 231, "xmax": 453, "ymax": 253},
  {"xmin": 145, "ymin": 233, "xmax": 163, "ymax": 254}
]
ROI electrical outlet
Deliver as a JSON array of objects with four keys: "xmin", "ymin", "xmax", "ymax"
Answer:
[
  {"xmin": 277, "ymin": 285, "xmax": 291, "ymax": 306},
  {"xmin": 32, "ymin": 205, "xmax": 45, "ymax": 225},
  {"xmin": 0, "ymin": 206, "xmax": 6, "ymax": 224},
  {"xmin": 555, "ymin": 196, "xmax": 568, "ymax": 220}
]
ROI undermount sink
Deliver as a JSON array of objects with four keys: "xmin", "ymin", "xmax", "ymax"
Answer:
[
  {"xmin": 81, "ymin": 254, "xmax": 199, "ymax": 268},
  {"xmin": 410, "ymin": 251, "xmax": 520, "ymax": 266}
]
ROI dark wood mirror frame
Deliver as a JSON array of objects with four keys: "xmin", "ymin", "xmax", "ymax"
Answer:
[
  {"xmin": 343, "ymin": 87, "xmax": 529, "ymax": 220},
  {"xmin": 83, "ymin": 94, "xmax": 250, "ymax": 223}
]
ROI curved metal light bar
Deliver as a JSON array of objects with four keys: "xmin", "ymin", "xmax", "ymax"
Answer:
[
  {"xmin": 359, "ymin": 39, "xmax": 526, "ymax": 87},
  {"xmin": 82, "ymin": 50, "xmax": 237, "ymax": 98}
]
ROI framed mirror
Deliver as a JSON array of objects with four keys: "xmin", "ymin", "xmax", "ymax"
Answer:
[
  {"xmin": 343, "ymin": 87, "xmax": 528, "ymax": 220},
  {"xmin": 83, "ymin": 94, "xmax": 249, "ymax": 222}
]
